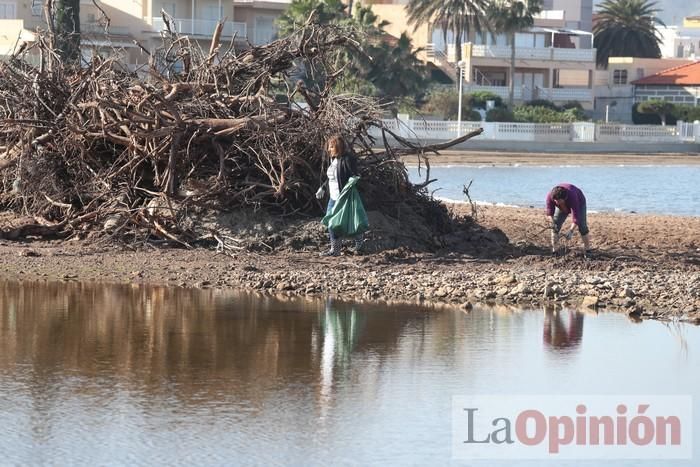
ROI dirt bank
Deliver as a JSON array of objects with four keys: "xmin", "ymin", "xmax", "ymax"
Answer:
[{"xmin": 1, "ymin": 204, "xmax": 698, "ymax": 323}]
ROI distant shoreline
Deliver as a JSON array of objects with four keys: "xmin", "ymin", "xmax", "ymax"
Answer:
[{"xmin": 402, "ymin": 151, "xmax": 700, "ymax": 166}]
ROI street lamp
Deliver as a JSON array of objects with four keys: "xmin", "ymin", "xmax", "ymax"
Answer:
[{"xmin": 456, "ymin": 60, "xmax": 466, "ymax": 136}]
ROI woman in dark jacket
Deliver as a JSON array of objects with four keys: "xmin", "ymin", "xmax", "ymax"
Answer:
[{"xmin": 317, "ymin": 135, "xmax": 361, "ymax": 256}]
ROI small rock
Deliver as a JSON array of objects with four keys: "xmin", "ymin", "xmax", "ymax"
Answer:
[
  {"xmin": 18, "ymin": 250, "xmax": 40, "ymax": 257},
  {"xmin": 498, "ymin": 274, "xmax": 517, "ymax": 285},
  {"xmin": 510, "ymin": 283, "xmax": 532, "ymax": 295},
  {"xmin": 462, "ymin": 301, "xmax": 473, "ymax": 311}
]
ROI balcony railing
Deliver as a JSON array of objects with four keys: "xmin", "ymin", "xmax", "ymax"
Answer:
[
  {"xmin": 82, "ymin": 23, "xmax": 131, "ymax": 36},
  {"xmin": 471, "ymin": 45, "xmax": 595, "ymax": 62},
  {"xmin": 152, "ymin": 17, "xmax": 247, "ymax": 38},
  {"xmin": 464, "ymin": 85, "xmax": 593, "ymax": 102},
  {"xmin": 533, "ymin": 10, "xmax": 565, "ymax": 20}
]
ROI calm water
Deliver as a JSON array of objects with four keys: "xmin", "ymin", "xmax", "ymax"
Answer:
[
  {"xmin": 408, "ymin": 165, "xmax": 700, "ymax": 216},
  {"xmin": 1, "ymin": 282, "xmax": 698, "ymax": 466}
]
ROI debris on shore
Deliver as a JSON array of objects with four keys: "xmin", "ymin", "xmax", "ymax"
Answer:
[{"xmin": 0, "ymin": 21, "xmax": 482, "ymax": 250}]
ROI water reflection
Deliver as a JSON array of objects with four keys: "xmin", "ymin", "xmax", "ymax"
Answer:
[
  {"xmin": 0, "ymin": 281, "xmax": 698, "ymax": 466},
  {"xmin": 542, "ymin": 308, "xmax": 585, "ymax": 352}
]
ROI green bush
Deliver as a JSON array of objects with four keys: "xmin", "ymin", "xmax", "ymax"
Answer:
[
  {"xmin": 420, "ymin": 88, "xmax": 459, "ymax": 120},
  {"xmin": 466, "ymin": 91, "xmax": 503, "ymax": 109},
  {"xmin": 464, "ymin": 109, "xmax": 483, "ymax": 121},
  {"xmin": 672, "ymin": 104, "xmax": 700, "ymax": 122},
  {"xmin": 632, "ymin": 102, "xmax": 677, "ymax": 125},
  {"xmin": 561, "ymin": 100, "xmax": 584, "ymax": 111},
  {"xmin": 513, "ymin": 105, "xmax": 586, "ymax": 123},
  {"xmin": 486, "ymin": 107, "xmax": 515, "ymax": 122},
  {"xmin": 524, "ymin": 99, "xmax": 559, "ymax": 110}
]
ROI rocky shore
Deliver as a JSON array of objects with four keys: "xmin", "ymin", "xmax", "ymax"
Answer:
[{"xmin": 1, "ymin": 204, "xmax": 698, "ymax": 323}]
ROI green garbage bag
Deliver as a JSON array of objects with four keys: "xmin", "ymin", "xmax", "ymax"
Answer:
[{"xmin": 322, "ymin": 176, "xmax": 369, "ymax": 237}]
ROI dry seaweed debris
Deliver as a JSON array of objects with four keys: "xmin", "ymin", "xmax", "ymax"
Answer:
[{"xmin": 0, "ymin": 20, "xmax": 482, "ymax": 246}]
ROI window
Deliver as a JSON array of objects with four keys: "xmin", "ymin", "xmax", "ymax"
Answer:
[
  {"xmin": 0, "ymin": 1, "xmax": 17, "ymax": 19},
  {"xmin": 613, "ymin": 69, "xmax": 628, "ymax": 85},
  {"xmin": 31, "ymin": 0, "xmax": 42, "ymax": 16},
  {"xmin": 254, "ymin": 16, "xmax": 276, "ymax": 45},
  {"xmin": 202, "ymin": 5, "xmax": 223, "ymax": 21},
  {"xmin": 636, "ymin": 68, "xmax": 645, "ymax": 80}
]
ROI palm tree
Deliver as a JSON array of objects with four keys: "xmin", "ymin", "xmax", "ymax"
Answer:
[
  {"xmin": 593, "ymin": 0, "xmax": 665, "ymax": 68},
  {"xmin": 406, "ymin": 0, "xmax": 489, "ymax": 62},
  {"xmin": 366, "ymin": 33, "xmax": 427, "ymax": 105},
  {"xmin": 276, "ymin": 0, "xmax": 348, "ymax": 36},
  {"xmin": 487, "ymin": 0, "xmax": 542, "ymax": 108}
]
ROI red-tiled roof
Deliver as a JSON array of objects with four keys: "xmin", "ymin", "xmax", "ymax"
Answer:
[{"xmin": 632, "ymin": 61, "xmax": 700, "ymax": 85}]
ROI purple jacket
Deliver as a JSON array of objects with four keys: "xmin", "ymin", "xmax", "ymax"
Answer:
[{"xmin": 545, "ymin": 183, "xmax": 586, "ymax": 225}]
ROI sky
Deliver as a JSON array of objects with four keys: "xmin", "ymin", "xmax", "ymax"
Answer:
[{"xmin": 593, "ymin": 0, "xmax": 700, "ymax": 26}]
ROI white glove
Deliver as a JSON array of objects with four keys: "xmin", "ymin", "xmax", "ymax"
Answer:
[{"xmin": 315, "ymin": 186, "xmax": 325, "ymax": 200}]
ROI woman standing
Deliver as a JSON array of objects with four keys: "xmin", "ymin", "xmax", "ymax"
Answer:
[{"xmin": 317, "ymin": 135, "xmax": 361, "ymax": 256}]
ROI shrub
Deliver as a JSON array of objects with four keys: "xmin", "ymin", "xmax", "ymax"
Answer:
[
  {"xmin": 637, "ymin": 99, "xmax": 676, "ymax": 125},
  {"xmin": 524, "ymin": 99, "xmax": 559, "ymax": 110},
  {"xmin": 464, "ymin": 109, "xmax": 483, "ymax": 121},
  {"xmin": 421, "ymin": 88, "xmax": 459, "ymax": 120},
  {"xmin": 561, "ymin": 100, "xmax": 584, "ymax": 111},
  {"xmin": 466, "ymin": 91, "xmax": 503, "ymax": 109},
  {"xmin": 486, "ymin": 107, "xmax": 515, "ymax": 122},
  {"xmin": 564, "ymin": 106, "xmax": 587, "ymax": 122},
  {"xmin": 513, "ymin": 105, "xmax": 586, "ymax": 123},
  {"xmin": 632, "ymin": 102, "xmax": 677, "ymax": 125},
  {"xmin": 672, "ymin": 104, "xmax": 700, "ymax": 122}
]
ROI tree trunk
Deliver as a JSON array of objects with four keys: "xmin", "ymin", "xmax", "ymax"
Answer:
[
  {"xmin": 454, "ymin": 27, "xmax": 462, "ymax": 62},
  {"xmin": 55, "ymin": 0, "xmax": 81, "ymax": 63},
  {"xmin": 508, "ymin": 32, "xmax": 516, "ymax": 109}
]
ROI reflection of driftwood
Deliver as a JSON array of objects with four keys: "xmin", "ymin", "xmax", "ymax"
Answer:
[{"xmin": 0, "ymin": 21, "xmax": 481, "ymax": 244}]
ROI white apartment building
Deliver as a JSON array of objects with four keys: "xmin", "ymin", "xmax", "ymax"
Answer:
[
  {"xmin": 368, "ymin": 0, "xmax": 597, "ymax": 109},
  {"xmin": 0, "ymin": 0, "xmax": 290, "ymax": 67},
  {"xmin": 659, "ymin": 17, "xmax": 700, "ymax": 60}
]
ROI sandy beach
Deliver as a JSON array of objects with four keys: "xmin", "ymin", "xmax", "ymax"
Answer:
[{"xmin": 402, "ymin": 150, "xmax": 700, "ymax": 166}]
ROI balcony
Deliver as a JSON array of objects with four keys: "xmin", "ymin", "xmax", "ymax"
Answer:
[
  {"xmin": 464, "ymin": 85, "xmax": 593, "ymax": 102},
  {"xmin": 82, "ymin": 23, "xmax": 131, "ymax": 36},
  {"xmin": 151, "ymin": 17, "xmax": 247, "ymax": 39},
  {"xmin": 533, "ymin": 10, "xmax": 565, "ymax": 20},
  {"xmin": 471, "ymin": 45, "xmax": 595, "ymax": 62}
]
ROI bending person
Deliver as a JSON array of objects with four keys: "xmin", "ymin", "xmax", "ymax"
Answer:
[{"xmin": 545, "ymin": 183, "xmax": 592, "ymax": 256}]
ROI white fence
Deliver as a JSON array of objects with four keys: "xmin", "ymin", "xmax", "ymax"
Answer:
[{"xmin": 372, "ymin": 119, "xmax": 700, "ymax": 144}]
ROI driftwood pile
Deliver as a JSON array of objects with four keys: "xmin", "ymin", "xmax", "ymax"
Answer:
[{"xmin": 0, "ymin": 20, "xmax": 481, "ymax": 247}]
